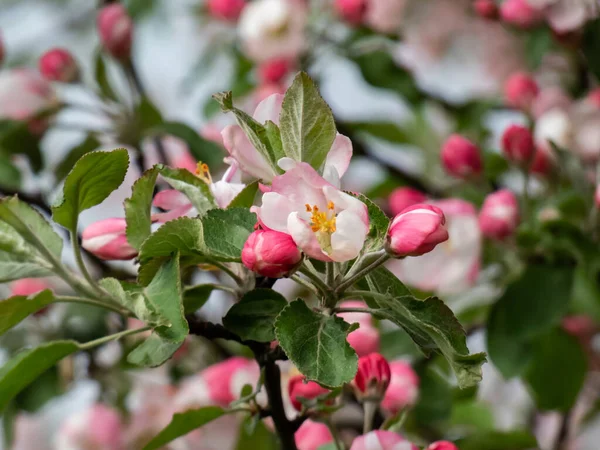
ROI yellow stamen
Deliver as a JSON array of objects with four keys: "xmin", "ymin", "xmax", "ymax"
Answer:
[
  {"xmin": 195, "ymin": 162, "xmax": 212, "ymax": 184},
  {"xmin": 308, "ymin": 202, "xmax": 337, "ymax": 233}
]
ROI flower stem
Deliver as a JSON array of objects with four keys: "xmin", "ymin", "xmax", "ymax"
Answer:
[
  {"xmin": 290, "ymin": 274, "xmax": 320, "ymax": 297},
  {"xmin": 325, "ymin": 419, "xmax": 343, "ymax": 450},
  {"xmin": 299, "ymin": 265, "xmax": 329, "ymax": 297},
  {"xmin": 363, "ymin": 400, "xmax": 377, "ymax": 434},
  {"xmin": 54, "ymin": 295, "xmax": 129, "ymax": 315},
  {"xmin": 79, "ymin": 326, "xmax": 151, "ymax": 350},
  {"xmin": 71, "ymin": 230, "xmax": 105, "ymax": 297},
  {"xmin": 335, "ymin": 251, "xmax": 390, "ymax": 295}
]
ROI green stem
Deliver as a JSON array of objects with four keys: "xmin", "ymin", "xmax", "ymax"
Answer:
[
  {"xmin": 54, "ymin": 295, "xmax": 129, "ymax": 315},
  {"xmin": 326, "ymin": 262, "xmax": 335, "ymax": 288},
  {"xmin": 79, "ymin": 326, "xmax": 151, "ymax": 350},
  {"xmin": 335, "ymin": 251, "xmax": 390, "ymax": 295},
  {"xmin": 298, "ymin": 265, "xmax": 329, "ymax": 297},
  {"xmin": 71, "ymin": 230, "xmax": 104, "ymax": 297},
  {"xmin": 185, "ymin": 283, "xmax": 239, "ymax": 297},
  {"xmin": 290, "ymin": 274, "xmax": 320, "ymax": 297},
  {"xmin": 211, "ymin": 261, "xmax": 244, "ymax": 286},
  {"xmin": 522, "ymin": 169, "xmax": 531, "ymax": 221},
  {"xmin": 363, "ymin": 401, "xmax": 377, "ymax": 434},
  {"xmin": 333, "ymin": 306, "xmax": 378, "ymax": 315},
  {"xmin": 326, "ymin": 419, "xmax": 343, "ymax": 450}
]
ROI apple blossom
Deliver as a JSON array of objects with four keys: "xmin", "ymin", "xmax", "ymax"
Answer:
[
  {"xmin": 504, "ymin": 72, "xmax": 539, "ymax": 111},
  {"xmin": 0, "ymin": 69, "xmax": 56, "ymax": 121},
  {"xmin": 500, "ymin": 0, "xmax": 543, "ymax": 28},
  {"xmin": 222, "ymin": 93, "xmax": 354, "ymax": 185},
  {"xmin": 354, "ymin": 353, "xmax": 391, "ymax": 398},
  {"xmin": 38, "ymin": 48, "xmax": 79, "ymax": 83},
  {"xmin": 527, "ymin": 0, "xmax": 595, "ymax": 32},
  {"xmin": 295, "ymin": 420, "xmax": 334, "ymax": 450},
  {"xmin": 534, "ymin": 108, "xmax": 571, "ymax": 152},
  {"xmin": 207, "ymin": 0, "xmax": 246, "ymax": 22},
  {"xmin": 388, "ymin": 187, "xmax": 427, "ymax": 217},
  {"xmin": 427, "ymin": 441, "xmax": 460, "ymax": 450},
  {"xmin": 364, "ymin": 0, "xmax": 408, "ymax": 33},
  {"xmin": 10, "ymin": 278, "xmax": 51, "ymax": 296},
  {"xmin": 251, "ymin": 158, "xmax": 369, "ymax": 262},
  {"xmin": 532, "ymin": 87, "xmax": 571, "ymax": 118},
  {"xmin": 337, "ymin": 300, "xmax": 381, "ymax": 356},
  {"xmin": 54, "ymin": 404, "xmax": 124, "ymax": 450},
  {"xmin": 350, "ymin": 430, "xmax": 419, "ymax": 450},
  {"xmin": 440, "ymin": 134, "xmax": 483, "ymax": 179},
  {"xmin": 238, "ymin": 0, "xmax": 307, "ymax": 62},
  {"xmin": 288, "ymin": 375, "xmax": 331, "ymax": 411},
  {"xmin": 152, "ymin": 161, "xmax": 246, "ymax": 222},
  {"xmin": 335, "ymin": 0, "xmax": 367, "ymax": 25},
  {"xmin": 381, "ymin": 361, "xmax": 420, "ymax": 415},
  {"xmin": 474, "ymin": 0, "xmax": 499, "ymax": 19},
  {"xmin": 242, "ymin": 229, "xmax": 302, "ymax": 278},
  {"xmin": 81, "ymin": 218, "xmax": 138, "ymax": 261},
  {"xmin": 386, "ymin": 204, "xmax": 449, "ymax": 258},
  {"xmin": 388, "ymin": 199, "xmax": 481, "ymax": 295},
  {"xmin": 479, "ymin": 189, "xmax": 519, "ymax": 240},
  {"xmin": 501, "ymin": 125, "xmax": 535, "ymax": 164},
  {"xmin": 97, "ymin": 4, "xmax": 133, "ymax": 60},
  {"xmin": 259, "ymin": 58, "xmax": 293, "ymax": 84}
]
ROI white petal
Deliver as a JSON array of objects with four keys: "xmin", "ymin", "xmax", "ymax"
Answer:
[
  {"xmin": 259, "ymin": 192, "xmax": 296, "ymax": 232},
  {"xmin": 324, "ymin": 134, "xmax": 353, "ymax": 181},
  {"xmin": 287, "ymin": 212, "xmax": 329, "ymax": 260},
  {"xmin": 329, "ymin": 210, "xmax": 369, "ymax": 262},
  {"xmin": 253, "ymin": 93, "xmax": 284, "ymax": 124}
]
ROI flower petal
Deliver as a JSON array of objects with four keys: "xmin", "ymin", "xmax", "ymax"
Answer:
[
  {"xmin": 323, "ymin": 133, "xmax": 352, "ymax": 185},
  {"xmin": 256, "ymin": 192, "xmax": 296, "ymax": 233},
  {"xmin": 221, "ymin": 124, "xmax": 277, "ymax": 181},
  {"xmin": 329, "ymin": 209, "xmax": 369, "ymax": 262},
  {"xmin": 253, "ymin": 93, "xmax": 284, "ymax": 124},
  {"xmin": 287, "ymin": 212, "xmax": 331, "ymax": 261},
  {"xmin": 152, "ymin": 189, "xmax": 190, "ymax": 210},
  {"xmin": 211, "ymin": 180, "xmax": 246, "ymax": 208}
]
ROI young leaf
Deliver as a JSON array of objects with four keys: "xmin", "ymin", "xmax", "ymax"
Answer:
[
  {"xmin": 94, "ymin": 51, "xmax": 118, "ymax": 101},
  {"xmin": 223, "ymin": 289, "xmax": 287, "ymax": 342},
  {"xmin": 0, "ymin": 252, "xmax": 53, "ymax": 283},
  {"xmin": 54, "ymin": 135, "xmax": 101, "ymax": 182},
  {"xmin": 0, "ymin": 290, "xmax": 54, "ymax": 336},
  {"xmin": 201, "ymin": 208, "xmax": 256, "ymax": 262},
  {"xmin": 124, "ymin": 166, "xmax": 160, "ymax": 251},
  {"xmin": 0, "ymin": 153, "xmax": 21, "ymax": 190},
  {"xmin": 138, "ymin": 217, "xmax": 205, "ymax": 262},
  {"xmin": 279, "ymin": 72, "xmax": 336, "ymax": 170},
  {"xmin": 227, "ymin": 181, "xmax": 259, "ymax": 209},
  {"xmin": 159, "ymin": 166, "xmax": 216, "ymax": 214},
  {"xmin": 136, "ymin": 97, "xmax": 163, "ymax": 133},
  {"xmin": 350, "ymin": 193, "xmax": 389, "ymax": 251},
  {"xmin": 142, "ymin": 406, "xmax": 225, "ymax": 450},
  {"xmin": 183, "ymin": 284, "xmax": 216, "ymax": 314},
  {"xmin": 99, "ymin": 278, "xmax": 166, "ymax": 327},
  {"xmin": 0, "ymin": 341, "xmax": 79, "ymax": 412},
  {"xmin": 275, "ymin": 299, "xmax": 358, "ymax": 388},
  {"xmin": 52, "ymin": 149, "xmax": 129, "ymax": 230},
  {"xmin": 127, "ymin": 332, "xmax": 184, "ymax": 367}
]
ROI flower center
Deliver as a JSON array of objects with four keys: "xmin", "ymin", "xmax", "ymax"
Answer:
[
  {"xmin": 195, "ymin": 162, "xmax": 212, "ymax": 184},
  {"xmin": 306, "ymin": 202, "xmax": 336, "ymax": 233}
]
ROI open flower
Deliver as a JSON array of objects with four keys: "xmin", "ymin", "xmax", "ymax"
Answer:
[
  {"xmin": 251, "ymin": 159, "xmax": 369, "ymax": 262},
  {"xmin": 152, "ymin": 161, "xmax": 245, "ymax": 222},
  {"xmin": 222, "ymin": 93, "xmax": 353, "ymax": 185}
]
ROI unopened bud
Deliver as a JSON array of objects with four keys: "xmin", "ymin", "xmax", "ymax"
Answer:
[
  {"xmin": 440, "ymin": 134, "xmax": 483, "ymax": 179},
  {"xmin": 479, "ymin": 189, "xmax": 519, "ymax": 240},
  {"xmin": 39, "ymin": 48, "xmax": 79, "ymax": 83},
  {"xmin": 473, "ymin": 0, "xmax": 499, "ymax": 20},
  {"xmin": 241, "ymin": 229, "xmax": 302, "ymax": 278},
  {"xmin": 501, "ymin": 125, "xmax": 535, "ymax": 164},
  {"xmin": 288, "ymin": 375, "xmax": 330, "ymax": 411},
  {"xmin": 500, "ymin": 0, "xmax": 543, "ymax": 28},
  {"xmin": 427, "ymin": 441, "xmax": 460, "ymax": 450},
  {"xmin": 504, "ymin": 72, "xmax": 539, "ymax": 111},
  {"xmin": 388, "ymin": 187, "xmax": 427, "ymax": 217},
  {"xmin": 353, "ymin": 353, "xmax": 391, "ymax": 399},
  {"xmin": 259, "ymin": 58, "xmax": 293, "ymax": 84},
  {"xmin": 81, "ymin": 218, "xmax": 137, "ymax": 261},
  {"xmin": 334, "ymin": 0, "xmax": 367, "ymax": 25},
  {"xmin": 97, "ymin": 4, "xmax": 133, "ymax": 60},
  {"xmin": 207, "ymin": 0, "xmax": 246, "ymax": 22}
]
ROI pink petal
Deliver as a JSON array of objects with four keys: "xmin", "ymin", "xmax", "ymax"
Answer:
[
  {"xmin": 222, "ymin": 124, "xmax": 276, "ymax": 181},
  {"xmin": 287, "ymin": 212, "xmax": 331, "ymax": 261},
  {"xmin": 253, "ymin": 93, "xmax": 284, "ymax": 125},
  {"xmin": 153, "ymin": 189, "xmax": 190, "ymax": 210}
]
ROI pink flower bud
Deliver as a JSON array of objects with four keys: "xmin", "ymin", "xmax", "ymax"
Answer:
[
  {"xmin": 259, "ymin": 58, "xmax": 293, "ymax": 84},
  {"xmin": 530, "ymin": 147, "xmax": 552, "ymax": 175},
  {"xmin": 388, "ymin": 187, "xmax": 427, "ymax": 217},
  {"xmin": 207, "ymin": 0, "xmax": 246, "ymax": 22},
  {"xmin": 504, "ymin": 72, "xmax": 539, "ymax": 111},
  {"xmin": 427, "ymin": 441, "xmax": 460, "ymax": 450},
  {"xmin": 440, "ymin": 134, "xmax": 483, "ymax": 178},
  {"xmin": 288, "ymin": 375, "xmax": 330, "ymax": 411},
  {"xmin": 354, "ymin": 353, "xmax": 391, "ymax": 398},
  {"xmin": 97, "ymin": 4, "xmax": 133, "ymax": 60},
  {"xmin": 501, "ymin": 125, "xmax": 535, "ymax": 164},
  {"xmin": 337, "ymin": 301, "xmax": 380, "ymax": 356},
  {"xmin": 38, "ymin": 48, "xmax": 79, "ymax": 83},
  {"xmin": 10, "ymin": 278, "xmax": 50, "ymax": 297},
  {"xmin": 588, "ymin": 88, "xmax": 600, "ymax": 109},
  {"xmin": 350, "ymin": 430, "xmax": 419, "ymax": 450},
  {"xmin": 500, "ymin": 0, "xmax": 543, "ymax": 28},
  {"xmin": 381, "ymin": 361, "xmax": 419, "ymax": 414},
  {"xmin": 479, "ymin": 189, "xmax": 519, "ymax": 240},
  {"xmin": 595, "ymin": 185, "xmax": 600, "ymax": 209},
  {"xmin": 241, "ymin": 229, "xmax": 302, "ymax": 278},
  {"xmin": 386, "ymin": 204, "xmax": 449, "ymax": 258},
  {"xmin": 202, "ymin": 357, "xmax": 259, "ymax": 406},
  {"xmin": 335, "ymin": 0, "xmax": 367, "ymax": 25},
  {"xmin": 473, "ymin": 0, "xmax": 499, "ymax": 20},
  {"xmin": 295, "ymin": 420, "xmax": 333, "ymax": 450},
  {"xmin": 81, "ymin": 218, "xmax": 138, "ymax": 261}
]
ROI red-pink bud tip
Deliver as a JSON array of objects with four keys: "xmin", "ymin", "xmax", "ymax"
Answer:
[
  {"xmin": 500, "ymin": 0, "xmax": 543, "ymax": 28},
  {"xmin": 207, "ymin": 0, "xmax": 246, "ymax": 22},
  {"xmin": 427, "ymin": 441, "xmax": 460, "ymax": 450},
  {"xmin": 334, "ymin": 0, "xmax": 367, "ymax": 25},
  {"xmin": 504, "ymin": 72, "xmax": 539, "ymax": 111},
  {"xmin": 501, "ymin": 124, "xmax": 535, "ymax": 164},
  {"xmin": 97, "ymin": 4, "xmax": 133, "ymax": 60},
  {"xmin": 473, "ymin": 0, "xmax": 499, "ymax": 20},
  {"xmin": 478, "ymin": 189, "xmax": 519, "ymax": 240},
  {"xmin": 259, "ymin": 58, "xmax": 293, "ymax": 84},
  {"xmin": 241, "ymin": 229, "xmax": 302, "ymax": 278},
  {"xmin": 440, "ymin": 134, "xmax": 483, "ymax": 179},
  {"xmin": 288, "ymin": 375, "xmax": 331, "ymax": 411},
  {"xmin": 354, "ymin": 353, "xmax": 391, "ymax": 398},
  {"xmin": 39, "ymin": 48, "xmax": 79, "ymax": 83},
  {"xmin": 388, "ymin": 187, "xmax": 427, "ymax": 217}
]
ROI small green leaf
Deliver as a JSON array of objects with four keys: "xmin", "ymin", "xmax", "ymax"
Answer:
[
  {"xmin": 94, "ymin": 51, "xmax": 118, "ymax": 101},
  {"xmin": 455, "ymin": 430, "xmax": 538, "ymax": 450},
  {"xmin": 127, "ymin": 333, "xmax": 184, "ymax": 367},
  {"xmin": 136, "ymin": 97, "xmax": 163, "ymax": 133},
  {"xmin": 138, "ymin": 217, "xmax": 205, "ymax": 262},
  {"xmin": 280, "ymin": 72, "xmax": 336, "ymax": 170},
  {"xmin": 54, "ymin": 135, "xmax": 101, "ymax": 182},
  {"xmin": 351, "ymin": 193, "xmax": 389, "ymax": 251},
  {"xmin": 228, "ymin": 181, "xmax": 259, "ymax": 209},
  {"xmin": 124, "ymin": 166, "xmax": 160, "ymax": 250},
  {"xmin": 0, "ymin": 252, "xmax": 53, "ymax": 282},
  {"xmin": 201, "ymin": 208, "xmax": 256, "ymax": 262},
  {"xmin": 223, "ymin": 289, "xmax": 287, "ymax": 342},
  {"xmin": 525, "ymin": 329, "xmax": 586, "ymax": 411},
  {"xmin": 142, "ymin": 406, "xmax": 225, "ymax": 450},
  {"xmin": 147, "ymin": 121, "xmax": 223, "ymax": 167},
  {"xmin": 235, "ymin": 416, "xmax": 278, "ymax": 450},
  {"xmin": 52, "ymin": 149, "xmax": 129, "ymax": 230},
  {"xmin": 183, "ymin": 284, "xmax": 216, "ymax": 314},
  {"xmin": 275, "ymin": 299, "xmax": 358, "ymax": 388},
  {"xmin": 0, "ymin": 341, "xmax": 79, "ymax": 412},
  {"xmin": 0, "ymin": 153, "xmax": 21, "ymax": 190},
  {"xmin": 264, "ymin": 120, "xmax": 285, "ymax": 162},
  {"xmin": 159, "ymin": 166, "xmax": 216, "ymax": 214},
  {"xmin": 0, "ymin": 290, "xmax": 54, "ymax": 336},
  {"xmin": 99, "ymin": 278, "xmax": 166, "ymax": 327},
  {"xmin": 0, "ymin": 121, "xmax": 44, "ymax": 172}
]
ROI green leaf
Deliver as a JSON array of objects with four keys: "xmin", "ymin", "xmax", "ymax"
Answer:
[
  {"xmin": 94, "ymin": 51, "xmax": 118, "ymax": 101},
  {"xmin": 52, "ymin": 149, "xmax": 129, "ymax": 230},
  {"xmin": 487, "ymin": 264, "xmax": 575, "ymax": 378},
  {"xmin": 413, "ymin": 365, "xmax": 453, "ymax": 424},
  {"xmin": 275, "ymin": 299, "xmax": 358, "ymax": 388},
  {"xmin": 235, "ymin": 416, "xmax": 278, "ymax": 450},
  {"xmin": 0, "ymin": 252, "xmax": 53, "ymax": 282},
  {"xmin": 0, "ymin": 341, "xmax": 79, "ymax": 412},
  {"xmin": 0, "ymin": 290, "xmax": 54, "ymax": 336},
  {"xmin": 343, "ymin": 122, "xmax": 409, "ymax": 144},
  {"xmin": 184, "ymin": 284, "xmax": 216, "ymax": 314},
  {"xmin": 201, "ymin": 208, "xmax": 256, "ymax": 262},
  {"xmin": 142, "ymin": 406, "xmax": 226, "ymax": 450},
  {"xmin": 360, "ymin": 268, "xmax": 485, "ymax": 389},
  {"xmin": 455, "ymin": 430, "xmax": 538, "ymax": 450},
  {"xmin": 139, "ymin": 217, "xmax": 205, "ymax": 262},
  {"xmin": 524, "ymin": 329, "xmax": 586, "ymax": 411},
  {"xmin": 351, "ymin": 193, "xmax": 389, "ymax": 251},
  {"xmin": 159, "ymin": 166, "xmax": 216, "ymax": 214},
  {"xmin": 0, "ymin": 196, "xmax": 63, "ymax": 259},
  {"xmin": 223, "ymin": 289, "xmax": 287, "ymax": 342},
  {"xmin": 582, "ymin": 18, "xmax": 600, "ymax": 82},
  {"xmin": 147, "ymin": 121, "xmax": 223, "ymax": 167},
  {"xmin": 228, "ymin": 181, "xmax": 259, "ymax": 209},
  {"xmin": 99, "ymin": 278, "xmax": 166, "ymax": 327},
  {"xmin": 127, "ymin": 333, "xmax": 184, "ymax": 367},
  {"xmin": 264, "ymin": 120, "xmax": 285, "ymax": 163},
  {"xmin": 0, "ymin": 153, "xmax": 21, "ymax": 190},
  {"xmin": 0, "ymin": 121, "xmax": 43, "ymax": 172},
  {"xmin": 213, "ymin": 91, "xmax": 279, "ymax": 174},
  {"xmin": 280, "ymin": 72, "xmax": 336, "ymax": 170},
  {"xmin": 124, "ymin": 166, "xmax": 160, "ymax": 251},
  {"xmin": 136, "ymin": 97, "xmax": 163, "ymax": 133},
  {"xmin": 54, "ymin": 135, "xmax": 101, "ymax": 182}
]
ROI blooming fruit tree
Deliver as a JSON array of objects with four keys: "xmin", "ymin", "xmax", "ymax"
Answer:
[{"xmin": 0, "ymin": 71, "xmax": 483, "ymax": 449}]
